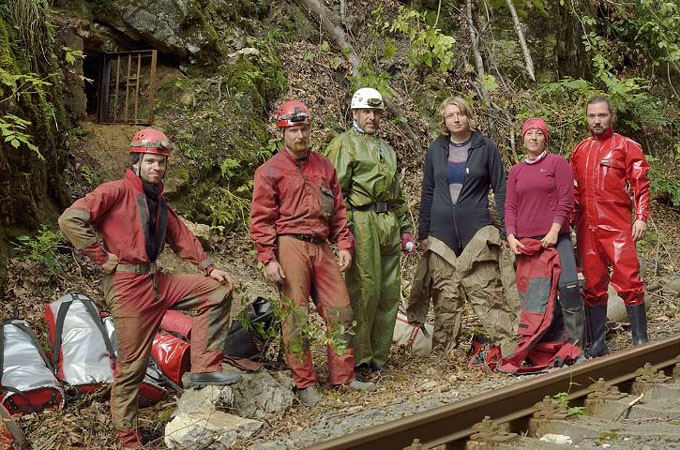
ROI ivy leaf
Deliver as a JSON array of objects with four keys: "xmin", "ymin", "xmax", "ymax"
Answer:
[{"xmin": 481, "ymin": 74, "xmax": 499, "ymax": 93}]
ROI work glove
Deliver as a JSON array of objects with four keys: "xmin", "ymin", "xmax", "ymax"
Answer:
[{"xmin": 400, "ymin": 233, "xmax": 416, "ymax": 254}]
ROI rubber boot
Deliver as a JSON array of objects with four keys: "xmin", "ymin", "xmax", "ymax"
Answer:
[
  {"xmin": 558, "ymin": 284, "xmax": 584, "ymax": 347},
  {"xmin": 584, "ymin": 304, "xmax": 608, "ymax": 358},
  {"xmin": 626, "ymin": 303, "xmax": 649, "ymax": 346}
]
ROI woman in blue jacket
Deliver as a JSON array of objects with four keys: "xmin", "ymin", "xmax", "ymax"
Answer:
[{"xmin": 409, "ymin": 96, "xmax": 518, "ymax": 357}]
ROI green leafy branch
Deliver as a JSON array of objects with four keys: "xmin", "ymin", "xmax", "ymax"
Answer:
[
  {"xmin": 12, "ymin": 225, "xmax": 66, "ymax": 275},
  {"xmin": 0, "ymin": 68, "xmax": 54, "ymax": 103},
  {"xmin": 373, "ymin": 5, "xmax": 456, "ymax": 73},
  {"xmin": 61, "ymin": 45, "xmax": 85, "ymax": 65},
  {"xmin": 0, "ymin": 114, "xmax": 42, "ymax": 159}
]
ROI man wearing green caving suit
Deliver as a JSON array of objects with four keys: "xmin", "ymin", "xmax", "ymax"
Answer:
[{"xmin": 324, "ymin": 87, "xmax": 416, "ymax": 376}]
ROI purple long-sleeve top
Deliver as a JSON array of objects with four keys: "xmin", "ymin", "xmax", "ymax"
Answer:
[{"xmin": 505, "ymin": 152, "xmax": 574, "ymax": 238}]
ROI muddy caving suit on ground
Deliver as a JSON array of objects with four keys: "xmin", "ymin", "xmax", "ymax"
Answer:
[
  {"xmin": 250, "ymin": 148, "xmax": 356, "ymax": 388},
  {"xmin": 570, "ymin": 127, "xmax": 650, "ymax": 357},
  {"xmin": 408, "ymin": 131, "xmax": 519, "ymax": 356},
  {"xmin": 496, "ymin": 239, "xmax": 582, "ymax": 373},
  {"xmin": 59, "ymin": 169, "xmax": 232, "ymax": 447},
  {"xmin": 324, "ymin": 127, "xmax": 411, "ymax": 369}
]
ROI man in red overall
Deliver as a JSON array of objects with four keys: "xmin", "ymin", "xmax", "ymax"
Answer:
[
  {"xmin": 570, "ymin": 95, "xmax": 650, "ymax": 358},
  {"xmin": 250, "ymin": 101, "xmax": 374, "ymax": 407},
  {"xmin": 59, "ymin": 128, "xmax": 240, "ymax": 449}
]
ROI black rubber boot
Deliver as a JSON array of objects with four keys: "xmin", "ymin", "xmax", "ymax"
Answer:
[
  {"xmin": 626, "ymin": 303, "xmax": 649, "ymax": 346},
  {"xmin": 559, "ymin": 284, "xmax": 584, "ymax": 347},
  {"xmin": 584, "ymin": 304, "xmax": 608, "ymax": 358}
]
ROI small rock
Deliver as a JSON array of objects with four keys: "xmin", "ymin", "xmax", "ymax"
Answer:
[
  {"xmin": 539, "ymin": 434, "xmax": 573, "ymax": 444},
  {"xmin": 419, "ymin": 381, "xmax": 438, "ymax": 391}
]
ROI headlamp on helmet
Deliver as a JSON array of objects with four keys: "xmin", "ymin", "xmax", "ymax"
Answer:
[
  {"xmin": 351, "ymin": 87, "xmax": 385, "ymax": 110},
  {"xmin": 275, "ymin": 100, "xmax": 313, "ymax": 128},
  {"xmin": 129, "ymin": 128, "xmax": 172, "ymax": 156}
]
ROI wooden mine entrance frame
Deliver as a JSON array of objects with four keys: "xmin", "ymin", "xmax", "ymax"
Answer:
[{"xmin": 98, "ymin": 50, "xmax": 157, "ymax": 125}]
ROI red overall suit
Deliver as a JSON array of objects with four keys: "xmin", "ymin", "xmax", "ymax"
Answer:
[
  {"xmin": 59, "ymin": 169, "xmax": 231, "ymax": 448},
  {"xmin": 570, "ymin": 127, "xmax": 650, "ymax": 356},
  {"xmin": 570, "ymin": 128, "xmax": 650, "ymax": 306},
  {"xmin": 250, "ymin": 148, "xmax": 356, "ymax": 389}
]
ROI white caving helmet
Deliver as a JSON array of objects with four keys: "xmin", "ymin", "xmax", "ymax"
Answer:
[{"xmin": 351, "ymin": 87, "xmax": 385, "ymax": 110}]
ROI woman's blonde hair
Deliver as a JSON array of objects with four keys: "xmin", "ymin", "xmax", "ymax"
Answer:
[{"xmin": 438, "ymin": 96, "xmax": 476, "ymax": 135}]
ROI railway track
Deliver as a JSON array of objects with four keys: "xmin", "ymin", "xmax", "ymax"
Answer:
[{"xmin": 305, "ymin": 335, "xmax": 680, "ymax": 450}]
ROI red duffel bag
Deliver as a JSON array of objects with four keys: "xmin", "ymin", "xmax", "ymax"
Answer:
[
  {"xmin": 150, "ymin": 330, "xmax": 190, "ymax": 388},
  {"xmin": 160, "ymin": 310, "xmax": 191, "ymax": 340}
]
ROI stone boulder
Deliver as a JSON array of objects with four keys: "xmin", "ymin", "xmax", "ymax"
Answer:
[
  {"xmin": 180, "ymin": 217, "xmax": 213, "ymax": 250},
  {"xmin": 231, "ymin": 370, "xmax": 296, "ymax": 419},
  {"xmin": 87, "ymin": 0, "xmax": 259, "ymax": 64},
  {"xmin": 165, "ymin": 367, "xmax": 295, "ymax": 448},
  {"xmin": 165, "ymin": 411, "xmax": 262, "ymax": 449}
]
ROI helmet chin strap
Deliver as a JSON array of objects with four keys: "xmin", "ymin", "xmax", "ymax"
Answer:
[{"xmin": 135, "ymin": 153, "xmax": 144, "ymax": 177}]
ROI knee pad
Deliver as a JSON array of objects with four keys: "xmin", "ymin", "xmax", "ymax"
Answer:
[{"xmin": 558, "ymin": 283, "xmax": 582, "ymax": 310}]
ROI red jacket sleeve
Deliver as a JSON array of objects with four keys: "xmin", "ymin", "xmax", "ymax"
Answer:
[
  {"xmin": 249, "ymin": 164, "xmax": 280, "ymax": 264},
  {"xmin": 165, "ymin": 208, "xmax": 215, "ymax": 274},
  {"xmin": 625, "ymin": 139, "xmax": 650, "ymax": 222},
  {"xmin": 58, "ymin": 183, "xmax": 118, "ymax": 266}
]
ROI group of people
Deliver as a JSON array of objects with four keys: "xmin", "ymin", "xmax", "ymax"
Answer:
[
  {"xmin": 249, "ymin": 89, "xmax": 415, "ymax": 406},
  {"xmin": 58, "ymin": 87, "xmax": 650, "ymax": 448},
  {"xmin": 505, "ymin": 96, "xmax": 649, "ymax": 359}
]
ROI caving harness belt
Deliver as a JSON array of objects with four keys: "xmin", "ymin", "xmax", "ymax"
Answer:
[
  {"xmin": 116, "ymin": 262, "xmax": 160, "ymax": 291},
  {"xmin": 350, "ymin": 202, "xmax": 392, "ymax": 213}
]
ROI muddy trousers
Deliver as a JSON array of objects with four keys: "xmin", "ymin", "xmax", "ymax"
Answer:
[
  {"xmin": 428, "ymin": 251, "xmax": 517, "ymax": 356},
  {"xmin": 102, "ymin": 271, "xmax": 232, "ymax": 448},
  {"xmin": 345, "ymin": 210, "xmax": 402, "ymax": 368},
  {"xmin": 277, "ymin": 236, "xmax": 355, "ymax": 389}
]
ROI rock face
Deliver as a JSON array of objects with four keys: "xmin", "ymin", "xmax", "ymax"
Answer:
[
  {"xmin": 82, "ymin": 0, "xmax": 263, "ymax": 64},
  {"xmin": 231, "ymin": 370, "xmax": 296, "ymax": 419},
  {"xmin": 102, "ymin": 1, "xmax": 207, "ymax": 61},
  {"xmin": 180, "ymin": 217, "xmax": 213, "ymax": 250}
]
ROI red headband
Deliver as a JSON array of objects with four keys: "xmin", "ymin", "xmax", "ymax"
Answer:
[{"xmin": 521, "ymin": 117, "xmax": 549, "ymax": 142}]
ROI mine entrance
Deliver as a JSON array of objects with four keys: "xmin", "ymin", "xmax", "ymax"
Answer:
[{"xmin": 97, "ymin": 50, "xmax": 157, "ymax": 124}]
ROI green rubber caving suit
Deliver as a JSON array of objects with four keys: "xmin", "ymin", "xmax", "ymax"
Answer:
[{"xmin": 325, "ymin": 128, "xmax": 411, "ymax": 368}]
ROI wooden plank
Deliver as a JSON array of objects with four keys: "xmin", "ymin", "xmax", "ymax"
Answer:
[
  {"xmin": 146, "ymin": 50, "xmax": 157, "ymax": 124},
  {"xmin": 133, "ymin": 53, "xmax": 141, "ymax": 123},
  {"xmin": 124, "ymin": 53, "xmax": 132, "ymax": 121},
  {"xmin": 113, "ymin": 55, "xmax": 121, "ymax": 122}
]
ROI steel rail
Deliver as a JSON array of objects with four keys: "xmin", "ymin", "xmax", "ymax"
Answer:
[{"xmin": 305, "ymin": 335, "xmax": 680, "ymax": 450}]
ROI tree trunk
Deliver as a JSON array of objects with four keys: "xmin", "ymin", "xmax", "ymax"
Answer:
[
  {"xmin": 300, "ymin": 0, "xmax": 423, "ymax": 152},
  {"xmin": 505, "ymin": 0, "xmax": 535, "ymax": 81}
]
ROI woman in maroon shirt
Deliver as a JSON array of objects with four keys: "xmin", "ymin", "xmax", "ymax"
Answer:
[{"xmin": 505, "ymin": 118, "xmax": 583, "ymax": 348}]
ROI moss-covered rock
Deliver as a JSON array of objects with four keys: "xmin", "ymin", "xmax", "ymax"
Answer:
[
  {"xmin": 0, "ymin": 1, "xmax": 71, "ymax": 230},
  {"xmin": 154, "ymin": 42, "xmax": 285, "ymax": 230}
]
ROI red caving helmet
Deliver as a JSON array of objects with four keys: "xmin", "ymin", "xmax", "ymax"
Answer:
[
  {"xmin": 274, "ymin": 101, "xmax": 312, "ymax": 128},
  {"xmin": 129, "ymin": 127, "xmax": 172, "ymax": 156}
]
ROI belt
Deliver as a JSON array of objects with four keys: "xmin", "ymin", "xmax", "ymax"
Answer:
[
  {"xmin": 281, "ymin": 234, "xmax": 325, "ymax": 245},
  {"xmin": 116, "ymin": 262, "xmax": 159, "ymax": 274},
  {"xmin": 351, "ymin": 202, "xmax": 392, "ymax": 213}
]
